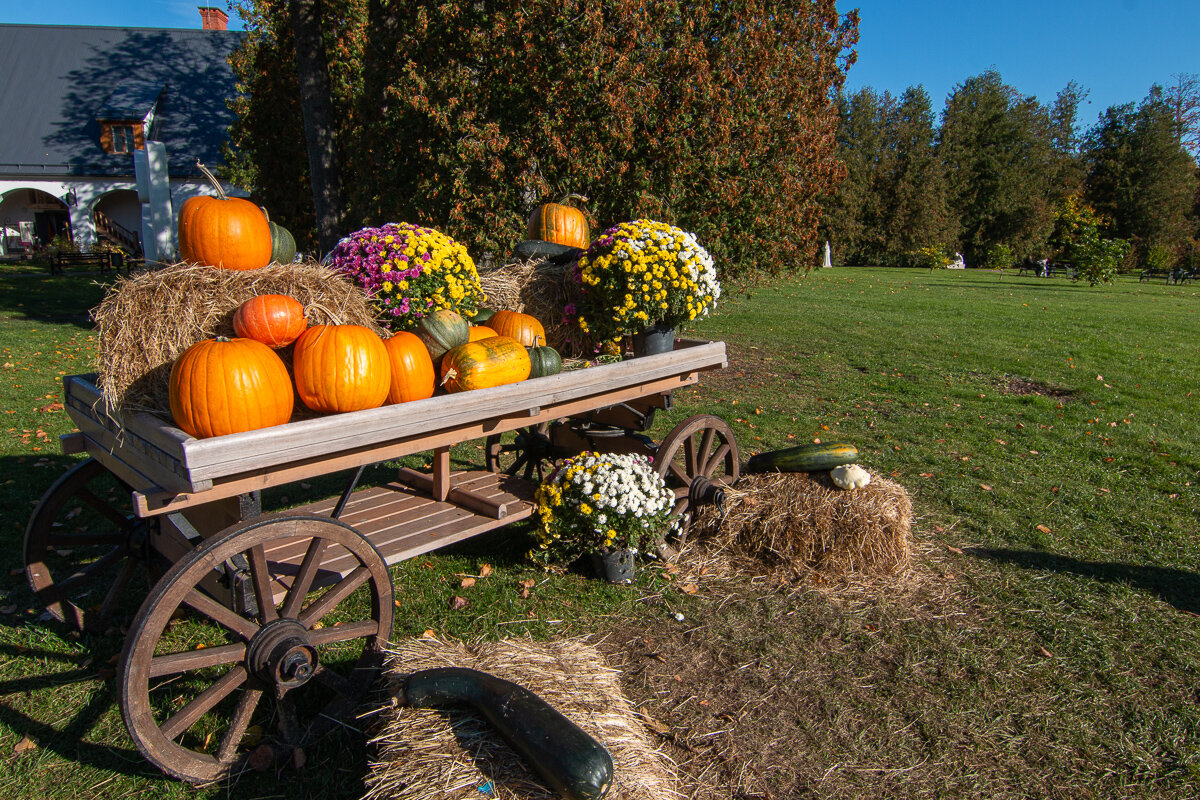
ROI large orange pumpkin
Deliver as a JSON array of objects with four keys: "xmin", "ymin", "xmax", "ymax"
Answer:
[
  {"xmin": 384, "ymin": 331, "xmax": 435, "ymax": 404},
  {"xmin": 169, "ymin": 337, "xmax": 294, "ymax": 439},
  {"xmin": 527, "ymin": 200, "xmax": 589, "ymax": 249},
  {"xmin": 232, "ymin": 294, "xmax": 307, "ymax": 348},
  {"xmin": 177, "ymin": 162, "xmax": 272, "ymax": 270},
  {"xmin": 488, "ymin": 310, "xmax": 546, "ymax": 348},
  {"xmin": 293, "ymin": 324, "xmax": 390, "ymax": 412}
]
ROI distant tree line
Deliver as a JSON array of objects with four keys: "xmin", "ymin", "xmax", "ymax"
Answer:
[
  {"xmin": 821, "ymin": 70, "xmax": 1200, "ymax": 273},
  {"xmin": 225, "ymin": 0, "xmax": 859, "ymax": 277}
]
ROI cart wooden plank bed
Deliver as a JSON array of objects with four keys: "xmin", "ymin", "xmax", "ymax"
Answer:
[{"xmin": 25, "ymin": 338, "xmax": 740, "ymax": 785}]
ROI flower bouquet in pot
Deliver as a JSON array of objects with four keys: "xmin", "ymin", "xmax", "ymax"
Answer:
[
  {"xmin": 327, "ymin": 222, "xmax": 486, "ymax": 332},
  {"xmin": 530, "ymin": 451, "xmax": 677, "ymax": 582},
  {"xmin": 568, "ymin": 219, "xmax": 720, "ymax": 355}
]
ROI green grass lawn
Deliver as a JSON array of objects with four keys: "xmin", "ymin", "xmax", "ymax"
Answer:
[{"xmin": 0, "ymin": 267, "xmax": 1197, "ymax": 798}]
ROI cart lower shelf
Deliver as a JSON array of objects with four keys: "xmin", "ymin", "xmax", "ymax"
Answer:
[{"xmin": 255, "ymin": 470, "xmax": 535, "ymax": 603}]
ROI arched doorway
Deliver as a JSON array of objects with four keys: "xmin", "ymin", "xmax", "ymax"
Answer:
[{"xmin": 0, "ymin": 188, "xmax": 69, "ymax": 255}]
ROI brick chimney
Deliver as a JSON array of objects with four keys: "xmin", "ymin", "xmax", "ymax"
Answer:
[{"xmin": 199, "ymin": 6, "xmax": 229, "ymax": 31}]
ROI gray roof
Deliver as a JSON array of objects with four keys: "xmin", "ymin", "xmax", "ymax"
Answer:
[{"xmin": 0, "ymin": 23, "xmax": 244, "ymax": 179}]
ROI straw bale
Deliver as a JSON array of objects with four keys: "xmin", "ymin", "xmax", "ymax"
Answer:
[
  {"xmin": 92, "ymin": 260, "xmax": 385, "ymax": 414},
  {"xmin": 364, "ymin": 636, "xmax": 681, "ymax": 800},
  {"xmin": 477, "ymin": 258, "xmax": 588, "ymax": 354},
  {"xmin": 691, "ymin": 471, "xmax": 912, "ymax": 578}
]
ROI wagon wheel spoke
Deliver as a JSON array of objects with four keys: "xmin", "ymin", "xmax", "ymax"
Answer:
[
  {"xmin": 75, "ymin": 486, "xmax": 134, "ymax": 529},
  {"xmin": 485, "ymin": 424, "xmax": 555, "ymax": 479},
  {"xmin": 312, "ymin": 664, "xmax": 353, "ymax": 698},
  {"xmin": 307, "ymin": 619, "xmax": 380, "ymax": 645},
  {"xmin": 183, "ymin": 589, "xmax": 260, "ymax": 642},
  {"xmin": 217, "ymin": 687, "xmax": 263, "ymax": 763},
  {"xmin": 149, "ymin": 643, "xmax": 248, "ymax": 678},
  {"xmin": 247, "ymin": 545, "xmax": 278, "ymax": 624},
  {"xmin": 97, "ymin": 557, "xmax": 139, "ymax": 619},
  {"xmin": 298, "ymin": 566, "xmax": 370, "ymax": 628},
  {"xmin": 39, "ymin": 546, "xmax": 127, "ymax": 604},
  {"xmin": 276, "ymin": 693, "xmax": 301, "ymax": 745},
  {"xmin": 159, "ymin": 667, "xmax": 247, "ymax": 741},
  {"xmin": 703, "ymin": 443, "xmax": 733, "ymax": 479},
  {"xmin": 280, "ymin": 537, "xmax": 328, "ymax": 619},
  {"xmin": 44, "ymin": 530, "xmax": 127, "ymax": 548},
  {"xmin": 683, "ymin": 436, "xmax": 699, "ymax": 477},
  {"xmin": 120, "ymin": 516, "xmax": 393, "ymax": 785},
  {"xmin": 696, "ymin": 427, "xmax": 716, "ymax": 473}
]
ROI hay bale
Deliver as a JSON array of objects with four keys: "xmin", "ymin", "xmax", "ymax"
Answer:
[
  {"xmin": 477, "ymin": 258, "xmax": 588, "ymax": 354},
  {"xmin": 692, "ymin": 471, "xmax": 912, "ymax": 578},
  {"xmin": 365, "ymin": 637, "xmax": 681, "ymax": 800},
  {"xmin": 92, "ymin": 260, "xmax": 385, "ymax": 413}
]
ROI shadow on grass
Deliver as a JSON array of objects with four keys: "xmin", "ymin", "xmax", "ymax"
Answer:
[
  {"xmin": 0, "ymin": 272, "xmax": 114, "ymax": 327},
  {"xmin": 969, "ymin": 547, "xmax": 1200, "ymax": 615},
  {"xmin": 0, "ymin": 640, "xmax": 156, "ymax": 778}
]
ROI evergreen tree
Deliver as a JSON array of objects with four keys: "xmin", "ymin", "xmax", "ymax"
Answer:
[
  {"xmin": 937, "ymin": 70, "xmax": 1057, "ymax": 266},
  {"xmin": 880, "ymin": 85, "xmax": 951, "ymax": 264},
  {"xmin": 1084, "ymin": 94, "xmax": 1198, "ymax": 264}
]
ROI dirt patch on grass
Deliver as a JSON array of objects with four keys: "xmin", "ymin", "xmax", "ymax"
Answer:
[{"xmin": 995, "ymin": 375, "xmax": 1073, "ymax": 399}]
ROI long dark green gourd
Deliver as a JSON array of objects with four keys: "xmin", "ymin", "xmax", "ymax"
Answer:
[
  {"xmin": 746, "ymin": 441, "xmax": 859, "ymax": 473},
  {"xmin": 400, "ymin": 667, "xmax": 614, "ymax": 800}
]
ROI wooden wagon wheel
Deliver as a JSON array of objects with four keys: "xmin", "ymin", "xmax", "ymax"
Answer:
[
  {"xmin": 484, "ymin": 423, "xmax": 557, "ymax": 481},
  {"xmin": 119, "ymin": 515, "xmax": 394, "ymax": 785},
  {"xmin": 23, "ymin": 458, "xmax": 153, "ymax": 633},
  {"xmin": 654, "ymin": 415, "xmax": 740, "ymax": 536}
]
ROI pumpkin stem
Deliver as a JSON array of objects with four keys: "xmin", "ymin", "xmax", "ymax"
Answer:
[
  {"xmin": 306, "ymin": 301, "xmax": 344, "ymax": 326},
  {"xmin": 439, "ymin": 368, "xmax": 457, "ymax": 387},
  {"xmin": 195, "ymin": 160, "xmax": 228, "ymax": 201},
  {"xmin": 557, "ymin": 193, "xmax": 588, "ymax": 207}
]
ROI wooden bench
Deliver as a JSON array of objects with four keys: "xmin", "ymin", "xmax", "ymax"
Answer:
[
  {"xmin": 1139, "ymin": 268, "xmax": 1170, "ymax": 283},
  {"xmin": 51, "ymin": 251, "xmax": 122, "ymax": 275}
]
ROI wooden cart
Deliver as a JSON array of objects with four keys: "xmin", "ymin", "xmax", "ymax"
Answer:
[{"xmin": 24, "ymin": 339, "xmax": 740, "ymax": 784}]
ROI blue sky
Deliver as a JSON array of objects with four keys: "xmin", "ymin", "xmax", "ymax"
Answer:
[
  {"xmin": 1, "ymin": 0, "xmax": 1196, "ymax": 127},
  {"xmin": 845, "ymin": 0, "xmax": 1200, "ymax": 126}
]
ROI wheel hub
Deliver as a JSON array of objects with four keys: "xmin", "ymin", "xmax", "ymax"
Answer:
[{"xmin": 248, "ymin": 620, "xmax": 318, "ymax": 688}]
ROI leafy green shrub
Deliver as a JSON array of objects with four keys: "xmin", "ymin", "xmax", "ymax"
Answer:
[
  {"xmin": 914, "ymin": 245, "xmax": 951, "ymax": 270},
  {"xmin": 986, "ymin": 244, "xmax": 1014, "ymax": 270},
  {"xmin": 1072, "ymin": 226, "xmax": 1130, "ymax": 286}
]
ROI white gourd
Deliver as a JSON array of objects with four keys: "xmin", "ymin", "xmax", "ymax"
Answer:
[{"xmin": 831, "ymin": 463, "xmax": 871, "ymax": 490}]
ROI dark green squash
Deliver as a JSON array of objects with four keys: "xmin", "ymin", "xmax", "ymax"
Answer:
[
  {"xmin": 269, "ymin": 220, "xmax": 297, "ymax": 264},
  {"xmin": 747, "ymin": 441, "xmax": 858, "ymax": 473},
  {"xmin": 415, "ymin": 308, "xmax": 470, "ymax": 364},
  {"xmin": 471, "ymin": 307, "xmax": 496, "ymax": 324},
  {"xmin": 528, "ymin": 342, "xmax": 563, "ymax": 378},
  {"xmin": 402, "ymin": 667, "xmax": 614, "ymax": 800}
]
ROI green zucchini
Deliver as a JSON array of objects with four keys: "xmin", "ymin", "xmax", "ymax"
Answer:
[
  {"xmin": 401, "ymin": 667, "xmax": 614, "ymax": 800},
  {"xmin": 746, "ymin": 441, "xmax": 858, "ymax": 473}
]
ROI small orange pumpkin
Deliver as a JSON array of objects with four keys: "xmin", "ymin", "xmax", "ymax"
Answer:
[
  {"xmin": 440, "ymin": 336, "xmax": 531, "ymax": 393},
  {"xmin": 467, "ymin": 325, "xmax": 499, "ymax": 342},
  {"xmin": 385, "ymin": 331, "xmax": 435, "ymax": 404},
  {"xmin": 178, "ymin": 161, "xmax": 272, "ymax": 270},
  {"xmin": 169, "ymin": 337, "xmax": 294, "ymax": 439},
  {"xmin": 232, "ymin": 294, "xmax": 307, "ymax": 348},
  {"xmin": 293, "ymin": 324, "xmax": 390, "ymax": 412},
  {"xmin": 488, "ymin": 310, "xmax": 546, "ymax": 348},
  {"xmin": 527, "ymin": 197, "xmax": 589, "ymax": 249}
]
